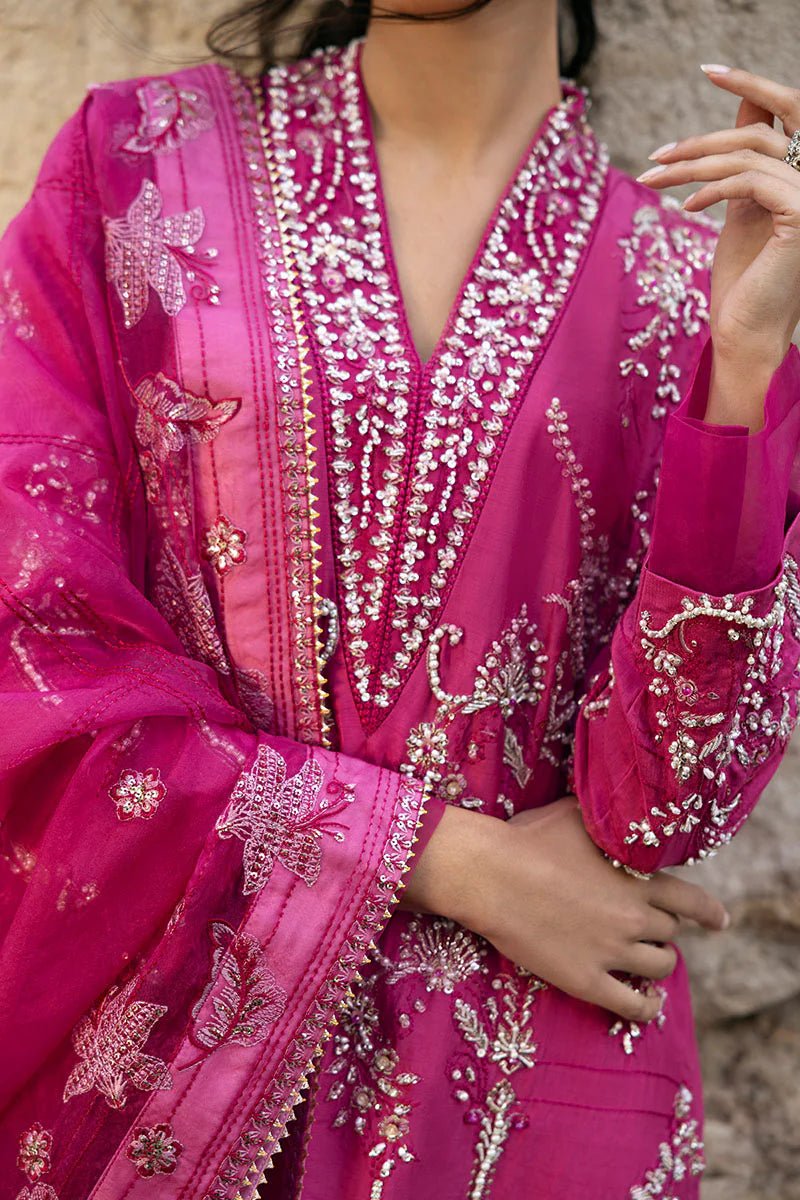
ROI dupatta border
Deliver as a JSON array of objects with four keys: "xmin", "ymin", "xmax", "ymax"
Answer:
[
  {"xmin": 206, "ymin": 774, "xmax": 431, "ymax": 1200},
  {"xmin": 223, "ymin": 65, "xmax": 334, "ymax": 750}
]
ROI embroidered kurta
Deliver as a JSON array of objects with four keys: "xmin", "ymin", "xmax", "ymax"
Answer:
[{"xmin": 1, "ymin": 37, "xmax": 800, "ymax": 1200}]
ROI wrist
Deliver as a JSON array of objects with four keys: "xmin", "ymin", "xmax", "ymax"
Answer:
[
  {"xmin": 705, "ymin": 337, "xmax": 786, "ymax": 431},
  {"xmin": 400, "ymin": 803, "xmax": 507, "ymax": 930}
]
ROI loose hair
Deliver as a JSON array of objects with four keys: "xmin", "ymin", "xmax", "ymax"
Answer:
[{"xmin": 205, "ymin": 0, "xmax": 598, "ymax": 81}]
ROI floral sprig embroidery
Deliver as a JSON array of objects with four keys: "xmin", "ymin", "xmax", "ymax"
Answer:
[
  {"xmin": 104, "ymin": 179, "xmax": 220, "ymax": 329},
  {"xmin": 62, "ymin": 978, "xmax": 172, "ymax": 1109},
  {"xmin": 16, "ymin": 1124, "xmax": 53, "ymax": 1182},
  {"xmin": 629, "ymin": 1084, "xmax": 705, "ymax": 1198},
  {"xmin": 109, "ymin": 767, "xmax": 166, "ymax": 821},
  {"xmin": 15, "ymin": 1186, "xmax": 59, "ymax": 1200},
  {"xmin": 216, "ymin": 744, "xmax": 355, "ymax": 893}
]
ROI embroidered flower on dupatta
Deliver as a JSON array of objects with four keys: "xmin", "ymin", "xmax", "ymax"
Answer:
[
  {"xmin": 215, "ymin": 745, "xmax": 355, "ymax": 893},
  {"xmin": 16, "ymin": 1124, "xmax": 53, "ymax": 1182},
  {"xmin": 109, "ymin": 767, "xmax": 166, "ymax": 821},
  {"xmin": 15, "ymin": 1186, "xmax": 59, "ymax": 1200},
  {"xmin": 126, "ymin": 1122, "xmax": 184, "ymax": 1178},
  {"xmin": 122, "ymin": 79, "xmax": 215, "ymax": 155},
  {"xmin": 133, "ymin": 372, "xmax": 241, "ymax": 462},
  {"xmin": 202, "ymin": 517, "xmax": 247, "ymax": 575},
  {"xmin": 62, "ymin": 978, "xmax": 172, "ymax": 1109},
  {"xmin": 103, "ymin": 179, "xmax": 220, "ymax": 329}
]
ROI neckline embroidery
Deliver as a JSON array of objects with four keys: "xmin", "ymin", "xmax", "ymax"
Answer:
[{"xmin": 263, "ymin": 38, "xmax": 609, "ymax": 732}]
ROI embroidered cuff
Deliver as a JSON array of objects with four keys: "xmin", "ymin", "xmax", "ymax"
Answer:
[{"xmin": 647, "ymin": 333, "xmax": 800, "ymax": 595}]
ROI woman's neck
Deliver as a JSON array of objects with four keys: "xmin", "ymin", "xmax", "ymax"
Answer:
[{"xmin": 359, "ymin": 0, "xmax": 563, "ymax": 171}]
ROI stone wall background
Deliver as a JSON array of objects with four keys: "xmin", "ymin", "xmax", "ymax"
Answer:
[{"xmin": 1, "ymin": 0, "xmax": 798, "ymax": 1195}]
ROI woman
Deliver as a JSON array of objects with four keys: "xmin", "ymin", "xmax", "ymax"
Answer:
[{"xmin": 2, "ymin": 0, "xmax": 800, "ymax": 1195}]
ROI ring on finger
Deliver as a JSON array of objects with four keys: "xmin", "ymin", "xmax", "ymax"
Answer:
[{"xmin": 782, "ymin": 128, "xmax": 800, "ymax": 171}]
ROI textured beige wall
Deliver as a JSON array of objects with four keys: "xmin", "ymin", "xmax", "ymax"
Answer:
[{"xmin": 1, "ymin": 1, "xmax": 799, "ymax": 1196}]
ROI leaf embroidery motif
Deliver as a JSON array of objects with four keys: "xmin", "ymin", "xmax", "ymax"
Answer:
[
  {"xmin": 185, "ymin": 921, "xmax": 287, "ymax": 1063},
  {"xmin": 215, "ymin": 743, "xmax": 355, "ymax": 893},
  {"xmin": 153, "ymin": 543, "xmax": 230, "ymax": 675},
  {"xmin": 62, "ymin": 978, "xmax": 172, "ymax": 1109}
]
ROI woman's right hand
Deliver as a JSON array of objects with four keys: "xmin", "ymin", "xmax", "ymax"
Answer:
[{"xmin": 401, "ymin": 794, "xmax": 729, "ymax": 1023}]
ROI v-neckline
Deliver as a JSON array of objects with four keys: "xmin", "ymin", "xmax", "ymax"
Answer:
[
  {"xmin": 352, "ymin": 36, "xmax": 576, "ymax": 378},
  {"xmin": 255, "ymin": 40, "xmax": 608, "ymax": 729}
]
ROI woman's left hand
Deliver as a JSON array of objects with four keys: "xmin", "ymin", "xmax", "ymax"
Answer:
[{"xmin": 636, "ymin": 64, "xmax": 800, "ymax": 424}]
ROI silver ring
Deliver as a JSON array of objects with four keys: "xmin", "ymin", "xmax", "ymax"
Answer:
[{"xmin": 783, "ymin": 129, "xmax": 800, "ymax": 172}]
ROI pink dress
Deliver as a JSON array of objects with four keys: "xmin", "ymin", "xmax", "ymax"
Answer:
[{"xmin": 1, "ymin": 35, "xmax": 799, "ymax": 1200}]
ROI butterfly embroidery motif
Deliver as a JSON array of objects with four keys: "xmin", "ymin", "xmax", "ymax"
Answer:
[
  {"xmin": 215, "ymin": 744, "xmax": 355, "ymax": 893},
  {"xmin": 103, "ymin": 179, "xmax": 220, "ymax": 329},
  {"xmin": 133, "ymin": 372, "xmax": 241, "ymax": 462},
  {"xmin": 122, "ymin": 79, "xmax": 216, "ymax": 156}
]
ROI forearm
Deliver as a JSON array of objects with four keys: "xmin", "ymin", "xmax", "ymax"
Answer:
[
  {"xmin": 399, "ymin": 803, "xmax": 503, "ymax": 928},
  {"xmin": 703, "ymin": 339, "xmax": 787, "ymax": 431}
]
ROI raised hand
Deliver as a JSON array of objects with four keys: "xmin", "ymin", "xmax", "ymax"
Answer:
[{"xmin": 637, "ymin": 64, "xmax": 800, "ymax": 429}]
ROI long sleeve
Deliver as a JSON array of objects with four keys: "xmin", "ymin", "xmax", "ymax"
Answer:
[
  {"xmin": 0, "ymin": 98, "xmax": 442, "ymax": 1196},
  {"xmin": 573, "ymin": 329, "xmax": 800, "ymax": 874}
]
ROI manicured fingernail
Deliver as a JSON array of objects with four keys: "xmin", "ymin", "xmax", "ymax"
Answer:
[
  {"xmin": 681, "ymin": 191, "xmax": 698, "ymax": 209},
  {"xmin": 721, "ymin": 910, "xmax": 731, "ymax": 929},
  {"xmin": 701, "ymin": 63, "xmax": 731, "ymax": 74},
  {"xmin": 649, "ymin": 141, "xmax": 677, "ymax": 160},
  {"xmin": 636, "ymin": 165, "xmax": 668, "ymax": 181}
]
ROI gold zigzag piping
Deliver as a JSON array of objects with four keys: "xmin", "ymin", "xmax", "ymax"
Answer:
[{"xmin": 252, "ymin": 74, "xmax": 334, "ymax": 752}]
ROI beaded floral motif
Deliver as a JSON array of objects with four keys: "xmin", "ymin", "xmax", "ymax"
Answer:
[
  {"xmin": 109, "ymin": 767, "xmax": 166, "ymax": 821},
  {"xmin": 202, "ymin": 517, "xmax": 247, "ymax": 575},
  {"xmin": 451, "ymin": 969, "xmax": 546, "ymax": 1199},
  {"xmin": 541, "ymin": 398, "xmax": 654, "ymax": 774},
  {"xmin": 215, "ymin": 744, "xmax": 354, "ymax": 893},
  {"xmin": 16, "ymin": 1124, "xmax": 53, "ymax": 1182},
  {"xmin": 186, "ymin": 919, "xmax": 286, "ymax": 1063},
  {"xmin": 122, "ymin": 79, "xmax": 215, "ymax": 155},
  {"xmin": 624, "ymin": 554, "xmax": 800, "ymax": 857},
  {"xmin": 0, "ymin": 268, "xmax": 34, "ymax": 344},
  {"xmin": 629, "ymin": 1084, "xmax": 705, "ymax": 1198},
  {"xmin": 15, "ymin": 1187, "xmax": 59, "ymax": 1200},
  {"xmin": 323, "ymin": 984, "xmax": 421, "ymax": 1196},
  {"xmin": 403, "ymin": 606, "xmax": 548, "ymax": 814},
  {"xmin": 383, "ymin": 916, "xmax": 488, "ymax": 994},
  {"xmin": 62, "ymin": 978, "xmax": 172, "ymax": 1109},
  {"xmin": 126, "ymin": 1121, "xmax": 184, "ymax": 1178},
  {"xmin": 264, "ymin": 39, "xmax": 609, "ymax": 727},
  {"xmin": 104, "ymin": 179, "xmax": 220, "ymax": 329},
  {"xmin": 618, "ymin": 197, "xmax": 720, "ymax": 419}
]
